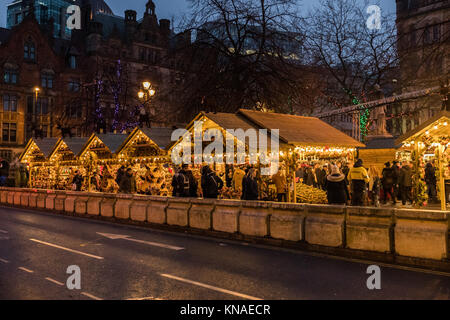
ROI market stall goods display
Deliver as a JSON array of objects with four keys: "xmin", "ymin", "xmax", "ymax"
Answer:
[{"xmin": 296, "ymin": 183, "xmax": 328, "ymax": 204}]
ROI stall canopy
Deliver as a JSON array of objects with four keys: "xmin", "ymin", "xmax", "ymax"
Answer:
[
  {"xmin": 79, "ymin": 133, "xmax": 129, "ymax": 161},
  {"xmin": 237, "ymin": 109, "xmax": 365, "ymax": 148},
  {"xmin": 49, "ymin": 137, "xmax": 89, "ymax": 162},
  {"xmin": 19, "ymin": 138, "xmax": 59, "ymax": 163},
  {"xmin": 117, "ymin": 127, "xmax": 172, "ymax": 158},
  {"xmin": 395, "ymin": 110, "xmax": 450, "ymax": 210}
]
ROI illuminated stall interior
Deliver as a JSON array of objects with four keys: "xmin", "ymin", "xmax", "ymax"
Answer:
[
  {"xmin": 396, "ymin": 111, "xmax": 450, "ymax": 210},
  {"xmin": 19, "ymin": 138, "xmax": 58, "ymax": 189}
]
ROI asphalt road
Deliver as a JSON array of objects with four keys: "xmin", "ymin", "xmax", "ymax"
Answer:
[{"xmin": 0, "ymin": 206, "xmax": 449, "ymax": 300}]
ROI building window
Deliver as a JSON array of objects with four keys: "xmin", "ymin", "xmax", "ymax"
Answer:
[
  {"xmin": 66, "ymin": 100, "xmax": 82, "ymax": 119},
  {"xmin": 36, "ymin": 97, "xmax": 49, "ymax": 115},
  {"xmin": 423, "ymin": 27, "xmax": 431, "ymax": 44},
  {"xmin": 3, "ymin": 95, "xmax": 17, "ymax": 112},
  {"xmin": 68, "ymin": 80, "xmax": 80, "ymax": 92},
  {"xmin": 68, "ymin": 55, "xmax": 77, "ymax": 69},
  {"xmin": 41, "ymin": 73, "xmax": 53, "ymax": 88},
  {"xmin": 2, "ymin": 123, "xmax": 17, "ymax": 142},
  {"xmin": 4, "ymin": 69, "xmax": 18, "ymax": 84},
  {"xmin": 27, "ymin": 96, "xmax": 33, "ymax": 114},
  {"xmin": 24, "ymin": 41, "xmax": 36, "ymax": 61},
  {"xmin": 433, "ymin": 24, "xmax": 440, "ymax": 42}
]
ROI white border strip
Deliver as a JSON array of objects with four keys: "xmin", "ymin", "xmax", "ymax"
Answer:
[{"xmin": 30, "ymin": 239, "xmax": 104, "ymax": 260}]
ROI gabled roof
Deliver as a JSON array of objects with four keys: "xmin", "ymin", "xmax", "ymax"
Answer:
[
  {"xmin": 141, "ymin": 127, "xmax": 174, "ymax": 150},
  {"xmin": 361, "ymin": 137, "xmax": 401, "ymax": 150},
  {"xmin": 33, "ymin": 138, "xmax": 59, "ymax": 157},
  {"xmin": 50, "ymin": 137, "xmax": 90, "ymax": 159},
  {"xmin": 395, "ymin": 111, "xmax": 450, "ymax": 145},
  {"xmin": 238, "ymin": 109, "xmax": 365, "ymax": 148},
  {"xmin": 96, "ymin": 133, "xmax": 129, "ymax": 153}
]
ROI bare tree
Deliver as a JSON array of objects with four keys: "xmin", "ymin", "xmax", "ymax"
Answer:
[{"xmin": 169, "ymin": 0, "xmax": 317, "ymax": 119}]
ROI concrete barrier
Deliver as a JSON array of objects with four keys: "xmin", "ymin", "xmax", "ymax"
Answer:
[
  {"xmin": 7, "ymin": 190, "xmax": 15, "ymax": 205},
  {"xmin": 29, "ymin": 191, "xmax": 38, "ymax": 208},
  {"xmin": 100, "ymin": 194, "xmax": 116, "ymax": 217},
  {"xmin": 269, "ymin": 203, "xmax": 305, "ymax": 241},
  {"xmin": 115, "ymin": 194, "xmax": 133, "ymax": 219},
  {"xmin": 36, "ymin": 191, "xmax": 47, "ymax": 209},
  {"xmin": 74, "ymin": 194, "xmax": 89, "ymax": 215},
  {"xmin": 45, "ymin": 191, "xmax": 57, "ymax": 210},
  {"xmin": 213, "ymin": 200, "xmax": 241, "ymax": 233},
  {"xmin": 0, "ymin": 189, "xmax": 8, "ymax": 203},
  {"xmin": 240, "ymin": 201, "xmax": 270, "ymax": 237},
  {"xmin": 20, "ymin": 191, "xmax": 30, "ymax": 207},
  {"xmin": 346, "ymin": 207, "xmax": 393, "ymax": 253},
  {"xmin": 87, "ymin": 193, "xmax": 102, "ymax": 216},
  {"xmin": 189, "ymin": 199, "xmax": 214, "ymax": 230},
  {"xmin": 64, "ymin": 192, "xmax": 77, "ymax": 213},
  {"xmin": 13, "ymin": 189, "xmax": 22, "ymax": 206},
  {"xmin": 395, "ymin": 209, "xmax": 448, "ymax": 260},
  {"xmin": 167, "ymin": 198, "xmax": 190, "ymax": 227},
  {"xmin": 147, "ymin": 196, "xmax": 167, "ymax": 224},
  {"xmin": 305, "ymin": 205, "xmax": 346, "ymax": 247},
  {"xmin": 54, "ymin": 192, "xmax": 66, "ymax": 212},
  {"xmin": 130, "ymin": 195, "xmax": 149, "ymax": 222}
]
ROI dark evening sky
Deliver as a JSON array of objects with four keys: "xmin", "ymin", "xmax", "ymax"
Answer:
[{"xmin": 0, "ymin": 0, "xmax": 396, "ymax": 28}]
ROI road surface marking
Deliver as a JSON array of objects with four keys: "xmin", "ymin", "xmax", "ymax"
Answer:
[
  {"xmin": 160, "ymin": 274, "xmax": 262, "ymax": 300},
  {"xmin": 81, "ymin": 292, "xmax": 103, "ymax": 300},
  {"xmin": 18, "ymin": 267, "xmax": 34, "ymax": 273},
  {"xmin": 30, "ymin": 239, "xmax": 104, "ymax": 260},
  {"xmin": 45, "ymin": 277, "xmax": 64, "ymax": 286},
  {"xmin": 0, "ymin": 257, "xmax": 9, "ymax": 263},
  {"xmin": 0, "ymin": 229, "xmax": 8, "ymax": 233},
  {"xmin": 97, "ymin": 232, "xmax": 184, "ymax": 251},
  {"xmin": 126, "ymin": 296, "xmax": 163, "ymax": 300}
]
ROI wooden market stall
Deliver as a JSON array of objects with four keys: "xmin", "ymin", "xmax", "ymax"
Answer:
[
  {"xmin": 19, "ymin": 138, "xmax": 58, "ymax": 188},
  {"xmin": 169, "ymin": 110, "xmax": 365, "ymax": 202},
  {"xmin": 48, "ymin": 137, "xmax": 89, "ymax": 189},
  {"xmin": 395, "ymin": 111, "xmax": 450, "ymax": 210}
]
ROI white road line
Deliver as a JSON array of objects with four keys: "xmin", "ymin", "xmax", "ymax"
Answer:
[
  {"xmin": 126, "ymin": 297, "xmax": 163, "ymax": 300},
  {"xmin": 30, "ymin": 239, "xmax": 104, "ymax": 260},
  {"xmin": 0, "ymin": 229, "xmax": 8, "ymax": 233},
  {"xmin": 81, "ymin": 292, "xmax": 103, "ymax": 300},
  {"xmin": 0, "ymin": 257, "xmax": 9, "ymax": 263},
  {"xmin": 45, "ymin": 277, "xmax": 64, "ymax": 286},
  {"xmin": 160, "ymin": 273, "xmax": 263, "ymax": 300},
  {"xmin": 18, "ymin": 267, "xmax": 34, "ymax": 273}
]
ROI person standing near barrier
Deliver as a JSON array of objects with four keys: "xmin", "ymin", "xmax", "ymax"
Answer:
[
  {"xmin": 325, "ymin": 165, "xmax": 349, "ymax": 205},
  {"xmin": 201, "ymin": 165, "xmax": 224, "ymax": 199},
  {"xmin": 242, "ymin": 168, "xmax": 259, "ymax": 201},
  {"xmin": 272, "ymin": 166, "xmax": 288, "ymax": 202},
  {"xmin": 119, "ymin": 168, "xmax": 136, "ymax": 194},
  {"xmin": 347, "ymin": 159, "xmax": 369, "ymax": 206},
  {"xmin": 399, "ymin": 161, "xmax": 413, "ymax": 206},
  {"xmin": 392, "ymin": 161, "xmax": 401, "ymax": 203},
  {"xmin": 381, "ymin": 162, "xmax": 396, "ymax": 205},
  {"xmin": 0, "ymin": 158, "xmax": 10, "ymax": 187},
  {"xmin": 424, "ymin": 162, "xmax": 437, "ymax": 203}
]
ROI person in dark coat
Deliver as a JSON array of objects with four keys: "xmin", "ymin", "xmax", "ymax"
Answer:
[
  {"xmin": 399, "ymin": 162, "xmax": 413, "ymax": 205},
  {"xmin": 0, "ymin": 158, "xmax": 10, "ymax": 187},
  {"xmin": 347, "ymin": 159, "xmax": 369, "ymax": 206},
  {"xmin": 325, "ymin": 165, "xmax": 349, "ymax": 205},
  {"xmin": 381, "ymin": 162, "xmax": 396, "ymax": 204},
  {"xmin": 424, "ymin": 162, "xmax": 437, "ymax": 203},
  {"xmin": 305, "ymin": 166, "xmax": 316, "ymax": 187},
  {"xmin": 119, "ymin": 168, "xmax": 136, "ymax": 194},
  {"xmin": 72, "ymin": 170, "xmax": 84, "ymax": 191},
  {"xmin": 242, "ymin": 168, "xmax": 259, "ymax": 200},
  {"xmin": 201, "ymin": 165, "xmax": 223, "ymax": 199},
  {"xmin": 172, "ymin": 164, "xmax": 198, "ymax": 197},
  {"xmin": 392, "ymin": 161, "xmax": 401, "ymax": 203},
  {"xmin": 116, "ymin": 165, "xmax": 125, "ymax": 186}
]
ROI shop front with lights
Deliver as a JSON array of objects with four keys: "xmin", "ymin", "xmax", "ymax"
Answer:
[{"xmin": 395, "ymin": 111, "xmax": 450, "ymax": 210}]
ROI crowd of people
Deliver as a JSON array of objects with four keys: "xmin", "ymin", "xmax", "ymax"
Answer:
[{"xmin": 3, "ymin": 153, "xmax": 450, "ymax": 207}]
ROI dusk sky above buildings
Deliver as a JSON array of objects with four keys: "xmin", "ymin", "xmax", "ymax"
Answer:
[{"xmin": 0, "ymin": 0, "xmax": 397, "ymax": 28}]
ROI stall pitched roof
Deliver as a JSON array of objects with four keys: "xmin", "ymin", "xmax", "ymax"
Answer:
[
  {"xmin": 238, "ymin": 109, "xmax": 365, "ymax": 148},
  {"xmin": 34, "ymin": 138, "xmax": 59, "ymax": 157},
  {"xmin": 58, "ymin": 137, "xmax": 90, "ymax": 156},
  {"xmin": 96, "ymin": 133, "xmax": 129, "ymax": 153},
  {"xmin": 395, "ymin": 111, "xmax": 450, "ymax": 145},
  {"xmin": 141, "ymin": 127, "xmax": 174, "ymax": 150}
]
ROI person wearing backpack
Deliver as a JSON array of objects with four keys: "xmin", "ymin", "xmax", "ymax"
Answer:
[
  {"xmin": 381, "ymin": 162, "xmax": 396, "ymax": 204},
  {"xmin": 201, "ymin": 165, "xmax": 224, "ymax": 199}
]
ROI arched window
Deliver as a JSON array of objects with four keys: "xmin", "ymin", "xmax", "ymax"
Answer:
[{"xmin": 24, "ymin": 39, "xmax": 36, "ymax": 61}]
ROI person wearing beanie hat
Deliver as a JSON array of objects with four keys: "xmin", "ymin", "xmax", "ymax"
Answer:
[
  {"xmin": 347, "ymin": 159, "xmax": 369, "ymax": 206},
  {"xmin": 324, "ymin": 165, "xmax": 349, "ymax": 205}
]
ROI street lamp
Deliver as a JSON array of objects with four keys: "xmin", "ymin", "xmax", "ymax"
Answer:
[{"xmin": 138, "ymin": 81, "xmax": 157, "ymax": 128}]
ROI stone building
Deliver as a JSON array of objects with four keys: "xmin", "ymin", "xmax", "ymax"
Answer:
[
  {"xmin": 0, "ymin": 0, "xmax": 189, "ymax": 161},
  {"xmin": 392, "ymin": 0, "xmax": 449, "ymax": 136}
]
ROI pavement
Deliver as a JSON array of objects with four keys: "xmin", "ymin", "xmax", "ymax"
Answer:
[{"xmin": 0, "ymin": 206, "xmax": 449, "ymax": 300}]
